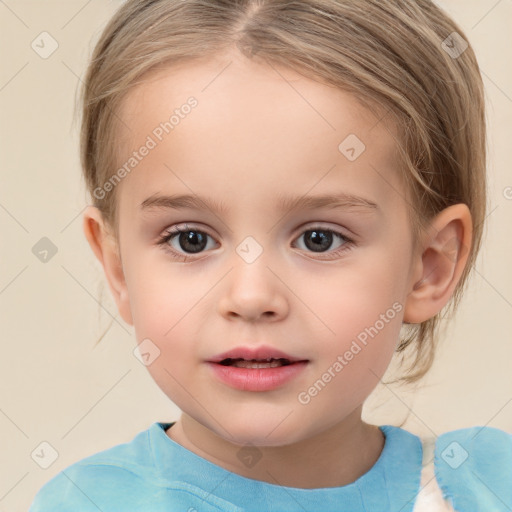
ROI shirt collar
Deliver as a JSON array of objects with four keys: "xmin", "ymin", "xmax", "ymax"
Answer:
[{"xmin": 148, "ymin": 421, "xmax": 422, "ymax": 511}]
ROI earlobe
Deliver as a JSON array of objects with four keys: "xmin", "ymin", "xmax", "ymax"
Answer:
[
  {"xmin": 82, "ymin": 206, "xmax": 133, "ymax": 326},
  {"xmin": 403, "ymin": 204, "xmax": 472, "ymax": 324}
]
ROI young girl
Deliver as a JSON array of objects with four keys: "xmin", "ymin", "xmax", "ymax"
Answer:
[{"xmin": 29, "ymin": 0, "xmax": 511, "ymax": 510}]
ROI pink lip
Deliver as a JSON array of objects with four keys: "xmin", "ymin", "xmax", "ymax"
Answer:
[{"xmin": 206, "ymin": 345, "xmax": 309, "ymax": 392}]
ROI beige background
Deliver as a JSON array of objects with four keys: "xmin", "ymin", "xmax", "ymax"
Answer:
[{"xmin": 0, "ymin": 1, "xmax": 511, "ymax": 510}]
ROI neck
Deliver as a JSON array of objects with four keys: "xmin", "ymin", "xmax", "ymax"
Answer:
[{"xmin": 167, "ymin": 408, "xmax": 385, "ymax": 489}]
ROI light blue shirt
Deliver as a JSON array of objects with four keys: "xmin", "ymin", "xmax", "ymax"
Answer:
[{"xmin": 29, "ymin": 421, "xmax": 512, "ymax": 511}]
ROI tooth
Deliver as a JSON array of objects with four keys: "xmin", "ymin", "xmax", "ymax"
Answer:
[{"xmin": 231, "ymin": 359, "xmax": 285, "ymax": 369}]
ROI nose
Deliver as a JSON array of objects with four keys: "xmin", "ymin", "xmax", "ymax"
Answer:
[{"xmin": 217, "ymin": 254, "xmax": 289, "ymax": 323}]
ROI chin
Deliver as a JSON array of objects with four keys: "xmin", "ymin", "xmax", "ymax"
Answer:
[{"xmin": 210, "ymin": 413, "xmax": 308, "ymax": 448}]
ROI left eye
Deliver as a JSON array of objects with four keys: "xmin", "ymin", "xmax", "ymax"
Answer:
[{"xmin": 292, "ymin": 228, "xmax": 351, "ymax": 253}]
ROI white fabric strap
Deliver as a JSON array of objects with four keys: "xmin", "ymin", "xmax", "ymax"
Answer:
[{"xmin": 411, "ymin": 436, "xmax": 456, "ymax": 512}]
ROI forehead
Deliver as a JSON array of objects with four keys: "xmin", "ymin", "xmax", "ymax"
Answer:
[{"xmin": 114, "ymin": 51, "xmax": 404, "ymax": 213}]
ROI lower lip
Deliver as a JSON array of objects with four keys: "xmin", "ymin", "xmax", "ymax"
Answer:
[{"xmin": 207, "ymin": 361, "xmax": 308, "ymax": 391}]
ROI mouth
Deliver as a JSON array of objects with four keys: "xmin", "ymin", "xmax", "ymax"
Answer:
[
  {"xmin": 207, "ymin": 345, "xmax": 309, "ymax": 391},
  {"xmin": 208, "ymin": 345, "xmax": 308, "ymax": 367},
  {"xmin": 218, "ymin": 357, "xmax": 295, "ymax": 369}
]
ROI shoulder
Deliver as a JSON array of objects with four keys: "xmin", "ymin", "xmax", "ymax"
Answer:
[
  {"xmin": 414, "ymin": 425, "xmax": 512, "ymax": 512},
  {"xmin": 28, "ymin": 423, "xmax": 159, "ymax": 511},
  {"xmin": 29, "ymin": 422, "xmax": 242, "ymax": 512},
  {"xmin": 433, "ymin": 425, "xmax": 512, "ymax": 510}
]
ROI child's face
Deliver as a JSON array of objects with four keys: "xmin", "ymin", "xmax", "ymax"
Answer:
[{"xmin": 105, "ymin": 51, "xmax": 423, "ymax": 446}]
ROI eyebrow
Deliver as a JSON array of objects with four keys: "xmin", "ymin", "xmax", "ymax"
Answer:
[{"xmin": 140, "ymin": 192, "xmax": 379, "ymax": 214}]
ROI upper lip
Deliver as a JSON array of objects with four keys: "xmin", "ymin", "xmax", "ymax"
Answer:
[{"xmin": 208, "ymin": 345, "xmax": 307, "ymax": 363}]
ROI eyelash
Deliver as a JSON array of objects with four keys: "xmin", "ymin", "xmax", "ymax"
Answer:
[{"xmin": 156, "ymin": 224, "xmax": 355, "ymax": 262}]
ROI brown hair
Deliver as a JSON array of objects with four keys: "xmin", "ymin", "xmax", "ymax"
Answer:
[{"xmin": 78, "ymin": 0, "xmax": 487, "ymax": 385}]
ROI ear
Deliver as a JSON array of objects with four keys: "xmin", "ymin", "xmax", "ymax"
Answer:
[
  {"xmin": 403, "ymin": 203, "xmax": 472, "ymax": 324},
  {"xmin": 82, "ymin": 205, "xmax": 133, "ymax": 326}
]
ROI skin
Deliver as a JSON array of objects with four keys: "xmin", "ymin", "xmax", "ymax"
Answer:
[{"xmin": 83, "ymin": 48, "xmax": 472, "ymax": 489}]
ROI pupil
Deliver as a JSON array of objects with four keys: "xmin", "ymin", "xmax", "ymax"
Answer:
[
  {"xmin": 306, "ymin": 230, "xmax": 332, "ymax": 252},
  {"xmin": 180, "ymin": 231, "xmax": 207, "ymax": 253}
]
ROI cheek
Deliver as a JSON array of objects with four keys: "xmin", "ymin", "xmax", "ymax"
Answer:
[
  {"xmin": 293, "ymin": 248, "xmax": 406, "ymax": 385},
  {"xmin": 296, "ymin": 253, "xmax": 407, "ymax": 338},
  {"xmin": 126, "ymin": 264, "xmax": 216, "ymax": 380},
  {"xmin": 126, "ymin": 255, "xmax": 202, "ymax": 337},
  {"xmin": 295, "ymin": 308, "xmax": 403, "ymax": 422},
  {"xmin": 126, "ymin": 269, "xmax": 203, "ymax": 402}
]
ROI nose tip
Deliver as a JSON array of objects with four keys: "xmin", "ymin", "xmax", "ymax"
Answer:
[
  {"xmin": 222, "ymin": 290, "xmax": 286, "ymax": 322},
  {"xmin": 217, "ymin": 260, "xmax": 289, "ymax": 323}
]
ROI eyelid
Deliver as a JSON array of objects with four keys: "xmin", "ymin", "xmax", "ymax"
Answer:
[
  {"xmin": 290, "ymin": 224, "xmax": 353, "ymax": 246},
  {"xmin": 292, "ymin": 220, "xmax": 355, "ymax": 240},
  {"xmin": 160, "ymin": 222, "xmax": 215, "ymax": 239}
]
